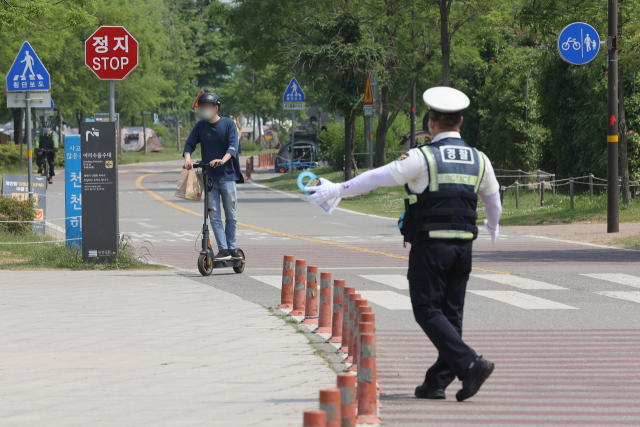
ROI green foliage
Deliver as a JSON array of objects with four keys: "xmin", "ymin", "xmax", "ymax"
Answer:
[
  {"xmin": 0, "ymin": 197, "xmax": 36, "ymax": 234},
  {"xmin": 0, "ymin": 0, "xmax": 96, "ymax": 30},
  {"xmin": 0, "ymin": 145, "xmax": 21, "ymax": 169}
]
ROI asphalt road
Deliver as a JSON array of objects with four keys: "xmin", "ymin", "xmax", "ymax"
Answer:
[{"xmin": 53, "ymin": 159, "xmax": 640, "ymax": 426}]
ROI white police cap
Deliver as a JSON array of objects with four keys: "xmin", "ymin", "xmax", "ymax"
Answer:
[{"xmin": 422, "ymin": 87, "xmax": 470, "ymax": 113}]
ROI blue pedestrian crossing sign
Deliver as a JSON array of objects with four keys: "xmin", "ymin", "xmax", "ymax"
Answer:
[
  {"xmin": 283, "ymin": 77, "xmax": 305, "ymax": 102},
  {"xmin": 5, "ymin": 42, "xmax": 51, "ymax": 92},
  {"xmin": 557, "ymin": 22, "xmax": 600, "ymax": 65}
]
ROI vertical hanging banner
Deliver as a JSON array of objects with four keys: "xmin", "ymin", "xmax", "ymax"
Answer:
[
  {"xmin": 80, "ymin": 122, "xmax": 119, "ymax": 262},
  {"xmin": 65, "ymin": 135, "xmax": 82, "ymax": 248}
]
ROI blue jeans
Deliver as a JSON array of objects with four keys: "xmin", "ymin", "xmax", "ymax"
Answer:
[{"xmin": 207, "ymin": 180, "xmax": 237, "ymax": 251}]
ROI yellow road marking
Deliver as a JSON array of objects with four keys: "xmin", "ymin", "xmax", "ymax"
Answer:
[{"xmin": 135, "ymin": 173, "xmax": 511, "ymax": 274}]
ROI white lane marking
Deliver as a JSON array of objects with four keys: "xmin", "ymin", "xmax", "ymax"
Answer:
[
  {"xmin": 583, "ymin": 274, "xmax": 640, "ymax": 289},
  {"xmin": 250, "ymin": 276, "xmax": 282, "ymax": 289},
  {"xmin": 471, "ymin": 274, "xmax": 566, "ymax": 290},
  {"xmin": 469, "ymin": 291, "xmax": 578, "ymax": 309},
  {"xmin": 357, "ymin": 290, "xmax": 412, "ymax": 310},
  {"xmin": 137, "ymin": 222, "xmax": 156, "ymax": 228},
  {"xmin": 360, "ymin": 275, "xmax": 408, "ymax": 290},
  {"xmin": 594, "ymin": 291, "xmax": 640, "ymax": 304}
]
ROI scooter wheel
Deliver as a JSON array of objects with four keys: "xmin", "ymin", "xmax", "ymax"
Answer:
[
  {"xmin": 198, "ymin": 253, "xmax": 214, "ymax": 276},
  {"xmin": 233, "ymin": 249, "xmax": 245, "ymax": 274}
]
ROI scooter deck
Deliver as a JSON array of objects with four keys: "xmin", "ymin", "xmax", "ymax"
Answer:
[{"xmin": 212, "ymin": 259, "xmax": 245, "ymax": 269}]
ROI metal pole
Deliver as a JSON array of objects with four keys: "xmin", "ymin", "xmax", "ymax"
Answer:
[
  {"xmin": 109, "ymin": 80, "xmax": 115, "ymax": 122},
  {"xmin": 570, "ymin": 178, "xmax": 575, "ymax": 210},
  {"xmin": 291, "ymin": 111, "xmax": 295, "ymax": 173},
  {"xmin": 540, "ymin": 181, "xmax": 545, "ymax": 207},
  {"xmin": 142, "ymin": 111, "xmax": 147, "ymax": 155},
  {"xmin": 26, "ymin": 91, "xmax": 33, "ymax": 201},
  {"xmin": 19, "ymin": 108, "xmax": 24, "ymax": 168},
  {"xmin": 608, "ymin": 0, "xmax": 620, "ymax": 233},
  {"xmin": 370, "ymin": 115, "xmax": 374, "ymax": 170},
  {"xmin": 589, "ymin": 173, "xmax": 594, "ymax": 197},
  {"xmin": 526, "ymin": 68, "xmax": 532, "ymax": 122},
  {"xmin": 410, "ymin": 81, "xmax": 416, "ymax": 148}
]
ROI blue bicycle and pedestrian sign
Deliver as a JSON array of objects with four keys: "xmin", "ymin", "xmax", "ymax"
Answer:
[{"xmin": 557, "ymin": 22, "xmax": 601, "ymax": 65}]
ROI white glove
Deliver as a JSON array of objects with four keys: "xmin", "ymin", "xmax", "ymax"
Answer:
[
  {"xmin": 484, "ymin": 219, "xmax": 499, "ymax": 244},
  {"xmin": 306, "ymin": 177, "xmax": 341, "ymax": 206}
]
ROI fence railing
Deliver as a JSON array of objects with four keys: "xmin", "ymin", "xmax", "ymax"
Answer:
[{"xmin": 495, "ymin": 170, "xmax": 640, "ymax": 209}]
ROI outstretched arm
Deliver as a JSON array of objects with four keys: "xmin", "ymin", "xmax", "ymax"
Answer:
[{"xmin": 306, "ymin": 165, "xmax": 400, "ymax": 205}]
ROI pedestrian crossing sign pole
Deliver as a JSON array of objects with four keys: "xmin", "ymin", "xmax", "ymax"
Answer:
[
  {"xmin": 283, "ymin": 78, "xmax": 306, "ymax": 173},
  {"xmin": 5, "ymin": 42, "xmax": 51, "ymax": 201}
]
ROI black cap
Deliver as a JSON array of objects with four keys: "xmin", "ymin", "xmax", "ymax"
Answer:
[{"xmin": 198, "ymin": 93, "xmax": 221, "ymax": 107}]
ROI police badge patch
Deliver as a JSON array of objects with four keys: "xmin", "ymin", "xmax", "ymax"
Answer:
[{"xmin": 396, "ymin": 153, "xmax": 410, "ymax": 161}]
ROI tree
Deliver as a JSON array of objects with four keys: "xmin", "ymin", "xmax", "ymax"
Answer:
[{"xmin": 0, "ymin": 0, "xmax": 95, "ymax": 30}]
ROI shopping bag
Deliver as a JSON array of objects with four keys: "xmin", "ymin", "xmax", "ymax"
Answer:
[{"xmin": 175, "ymin": 169, "xmax": 204, "ymax": 201}]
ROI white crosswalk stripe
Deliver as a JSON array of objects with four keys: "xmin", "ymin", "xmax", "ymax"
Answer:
[
  {"xmin": 357, "ymin": 290, "xmax": 412, "ymax": 310},
  {"xmin": 359, "ymin": 275, "xmax": 408, "ymax": 290},
  {"xmin": 250, "ymin": 276, "xmax": 282, "ymax": 289},
  {"xmin": 582, "ymin": 273, "xmax": 640, "ymax": 289},
  {"xmin": 471, "ymin": 273, "xmax": 567, "ymax": 290},
  {"xmin": 594, "ymin": 291, "xmax": 640, "ymax": 304},
  {"xmin": 469, "ymin": 290, "xmax": 578, "ymax": 309}
]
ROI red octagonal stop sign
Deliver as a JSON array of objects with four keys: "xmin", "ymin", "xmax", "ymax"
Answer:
[{"xmin": 85, "ymin": 26, "xmax": 138, "ymax": 80}]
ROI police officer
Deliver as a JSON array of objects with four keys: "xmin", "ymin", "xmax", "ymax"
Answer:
[
  {"xmin": 306, "ymin": 87, "xmax": 502, "ymax": 402},
  {"xmin": 35, "ymin": 121, "xmax": 59, "ymax": 184}
]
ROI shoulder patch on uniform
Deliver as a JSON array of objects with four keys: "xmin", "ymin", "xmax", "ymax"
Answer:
[{"xmin": 396, "ymin": 153, "xmax": 410, "ymax": 161}]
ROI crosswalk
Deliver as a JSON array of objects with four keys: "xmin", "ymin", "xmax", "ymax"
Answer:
[{"xmin": 250, "ymin": 272, "xmax": 640, "ymax": 311}]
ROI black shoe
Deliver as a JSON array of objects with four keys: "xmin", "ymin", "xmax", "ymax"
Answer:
[
  {"xmin": 215, "ymin": 250, "xmax": 231, "ymax": 260},
  {"xmin": 415, "ymin": 383, "xmax": 446, "ymax": 399},
  {"xmin": 229, "ymin": 249, "xmax": 242, "ymax": 259},
  {"xmin": 456, "ymin": 356, "xmax": 494, "ymax": 402},
  {"xmin": 37, "ymin": 167, "xmax": 42, "ymax": 174},
  {"xmin": 48, "ymin": 177, "xmax": 53, "ymax": 184}
]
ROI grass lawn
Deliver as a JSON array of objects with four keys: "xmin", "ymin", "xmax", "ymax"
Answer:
[
  {"xmin": 260, "ymin": 167, "xmax": 640, "ymax": 226},
  {"xmin": 0, "ymin": 232, "xmax": 169, "ymax": 270},
  {"xmin": 119, "ymin": 146, "xmax": 201, "ymax": 165}
]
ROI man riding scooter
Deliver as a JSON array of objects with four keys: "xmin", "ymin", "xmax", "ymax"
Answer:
[{"xmin": 35, "ymin": 121, "xmax": 59, "ymax": 184}]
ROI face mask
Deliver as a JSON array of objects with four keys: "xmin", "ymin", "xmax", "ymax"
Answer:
[
  {"xmin": 199, "ymin": 109, "xmax": 215, "ymax": 121},
  {"xmin": 43, "ymin": 128, "xmax": 50, "ymax": 134}
]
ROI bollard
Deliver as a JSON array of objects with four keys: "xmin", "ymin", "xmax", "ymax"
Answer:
[
  {"xmin": 302, "ymin": 266, "xmax": 319, "ymax": 325},
  {"xmin": 303, "ymin": 409, "xmax": 326, "ymax": 427},
  {"xmin": 570, "ymin": 178, "xmax": 575, "ymax": 210},
  {"xmin": 344, "ymin": 293, "xmax": 361, "ymax": 362},
  {"xmin": 358, "ymin": 317, "xmax": 382, "ymax": 407},
  {"xmin": 338, "ymin": 287, "xmax": 355, "ymax": 352},
  {"xmin": 315, "ymin": 272, "xmax": 333, "ymax": 333},
  {"xmin": 245, "ymin": 157, "xmax": 252, "ymax": 179},
  {"xmin": 276, "ymin": 255, "xmax": 294, "ymax": 310},
  {"xmin": 337, "ymin": 373, "xmax": 357, "ymax": 427},
  {"xmin": 540, "ymin": 181, "xmax": 545, "ymax": 207},
  {"xmin": 319, "ymin": 389, "xmax": 341, "ymax": 427},
  {"xmin": 326, "ymin": 279, "xmax": 344, "ymax": 341},
  {"xmin": 515, "ymin": 181, "xmax": 519, "ymax": 209},
  {"xmin": 289, "ymin": 259, "xmax": 307, "ymax": 316},
  {"xmin": 356, "ymin": 333, "xmax": 382, "ymax": 424},
  {"xmin": 348, "ymin": 303, "xmax": 372, "ymax": 372},
  {"xmin": 589, "ymin": 173, "xmax": 594, "ymax": 197}
]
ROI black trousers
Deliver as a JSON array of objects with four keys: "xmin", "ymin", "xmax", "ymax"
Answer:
[
  {"xmin": 36, "ymin": 151, "xmax": 55, "ymax": 177},
  {"xmin": 408, "ymin": 238, "xmax": 477, "ymax": 390}
]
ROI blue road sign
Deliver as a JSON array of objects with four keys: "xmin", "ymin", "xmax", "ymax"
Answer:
[
  {"xmin": 283, "ymin": 77, "xmax": 305, "ymax": 102},
  {"xmin": 5, "ymin": 42, "xmax": 51, "ymax": 92},
  {"xmin": 65, "ymin": 135, "xmax": 82, "ymax": 248},
  {"xmin": 557, "ymin": 22, "xmax": 601, "ymax": 65},
  {"xmin": 35, "ymin": 99, "xmax": 54, "ymax": 109}
]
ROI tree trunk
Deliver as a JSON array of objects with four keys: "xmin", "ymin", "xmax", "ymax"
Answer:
[
  {"xmin": 12, "ymin": 108, "xmax": 23, "ymax": 146},
  {"xmin": 57, "ymin": 107, "xmax": 64, "ymax": 147},
  {"xmin": 439, "ymin": 0, "xmax": 451, "ymax": 86},
  {"xmin": 619, "ymin": 1, "xmax": 632, "ymax": 206},
  {"xmin": 344, "ymin": 116, "xmax": 353, "ymax": 181},
  {"xmin": 375, "ymin": 84, "xmax": 390, "ymax": 167},
  {"xmin": 257, "ymin": 107, "xmax": 264, "ymax": 145},
  {"xmin": 75, "ymin": 110, "xmax": 84, "ymax": 127}
]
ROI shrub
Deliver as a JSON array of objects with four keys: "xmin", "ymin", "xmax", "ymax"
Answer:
[{"xmin": 0, "ymin": 197, "xmax": 37, "ymax": 234}]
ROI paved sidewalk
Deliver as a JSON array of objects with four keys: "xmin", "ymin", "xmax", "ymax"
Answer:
[{"xmin": 0, "ymin": 270, "xmax": 334, "ymax": 426}]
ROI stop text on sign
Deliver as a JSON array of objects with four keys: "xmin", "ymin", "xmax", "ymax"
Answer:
[{"xmin": 85, "ymin": 26, "xmax": 138, "ymax": 80}]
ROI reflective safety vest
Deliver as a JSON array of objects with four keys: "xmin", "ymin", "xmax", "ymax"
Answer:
[{"xmin": 402, "ymin": 138, "xmax": 485, "ymax": 241}]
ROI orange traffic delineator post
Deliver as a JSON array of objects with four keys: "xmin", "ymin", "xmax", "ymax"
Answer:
[
  {"xmin": 359, "ymin": 318, "xmax": 383, "ymax": 408},
  {"xmin": 302, "ymin": 266, "xmax": 319, "ymax": 325},
  {"xmin": 347, "ymin": 303, "xmax": 372, "ymax": 372},
  {"xmin": 315, "ymin": 273, "xmax": 333, "ymax": 334},
  {"xmin": 356, "ymin": 332, "xmax": 382, "ymax": 424},
  {"xmin": 303, "ymin": 409, "xmax": 327, "ymax": 427},
  {"xmin": 276, "ymin": 255, "xmax": 295, "ymax": 310},
  {"xmin": 326, "ymin": 279, "xmax": 344, "ymax": 341},
  {"xmin": 344, "ymin": 293, "xmax": 361, "ymax": 363},
  {"xmin": 319, "ymin": 389, "xmax": 341, "ymax": 427},
  {"xmin": 338, "ymin": 287, "xmax": 355, "ymax": 352},
  {"xmin": 289, "ymin": 259, "xmax": 307, "ymax": 316},
  {"xmin": 337, "ymin": 373, "xmax": 357, "ymax": 427}
]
